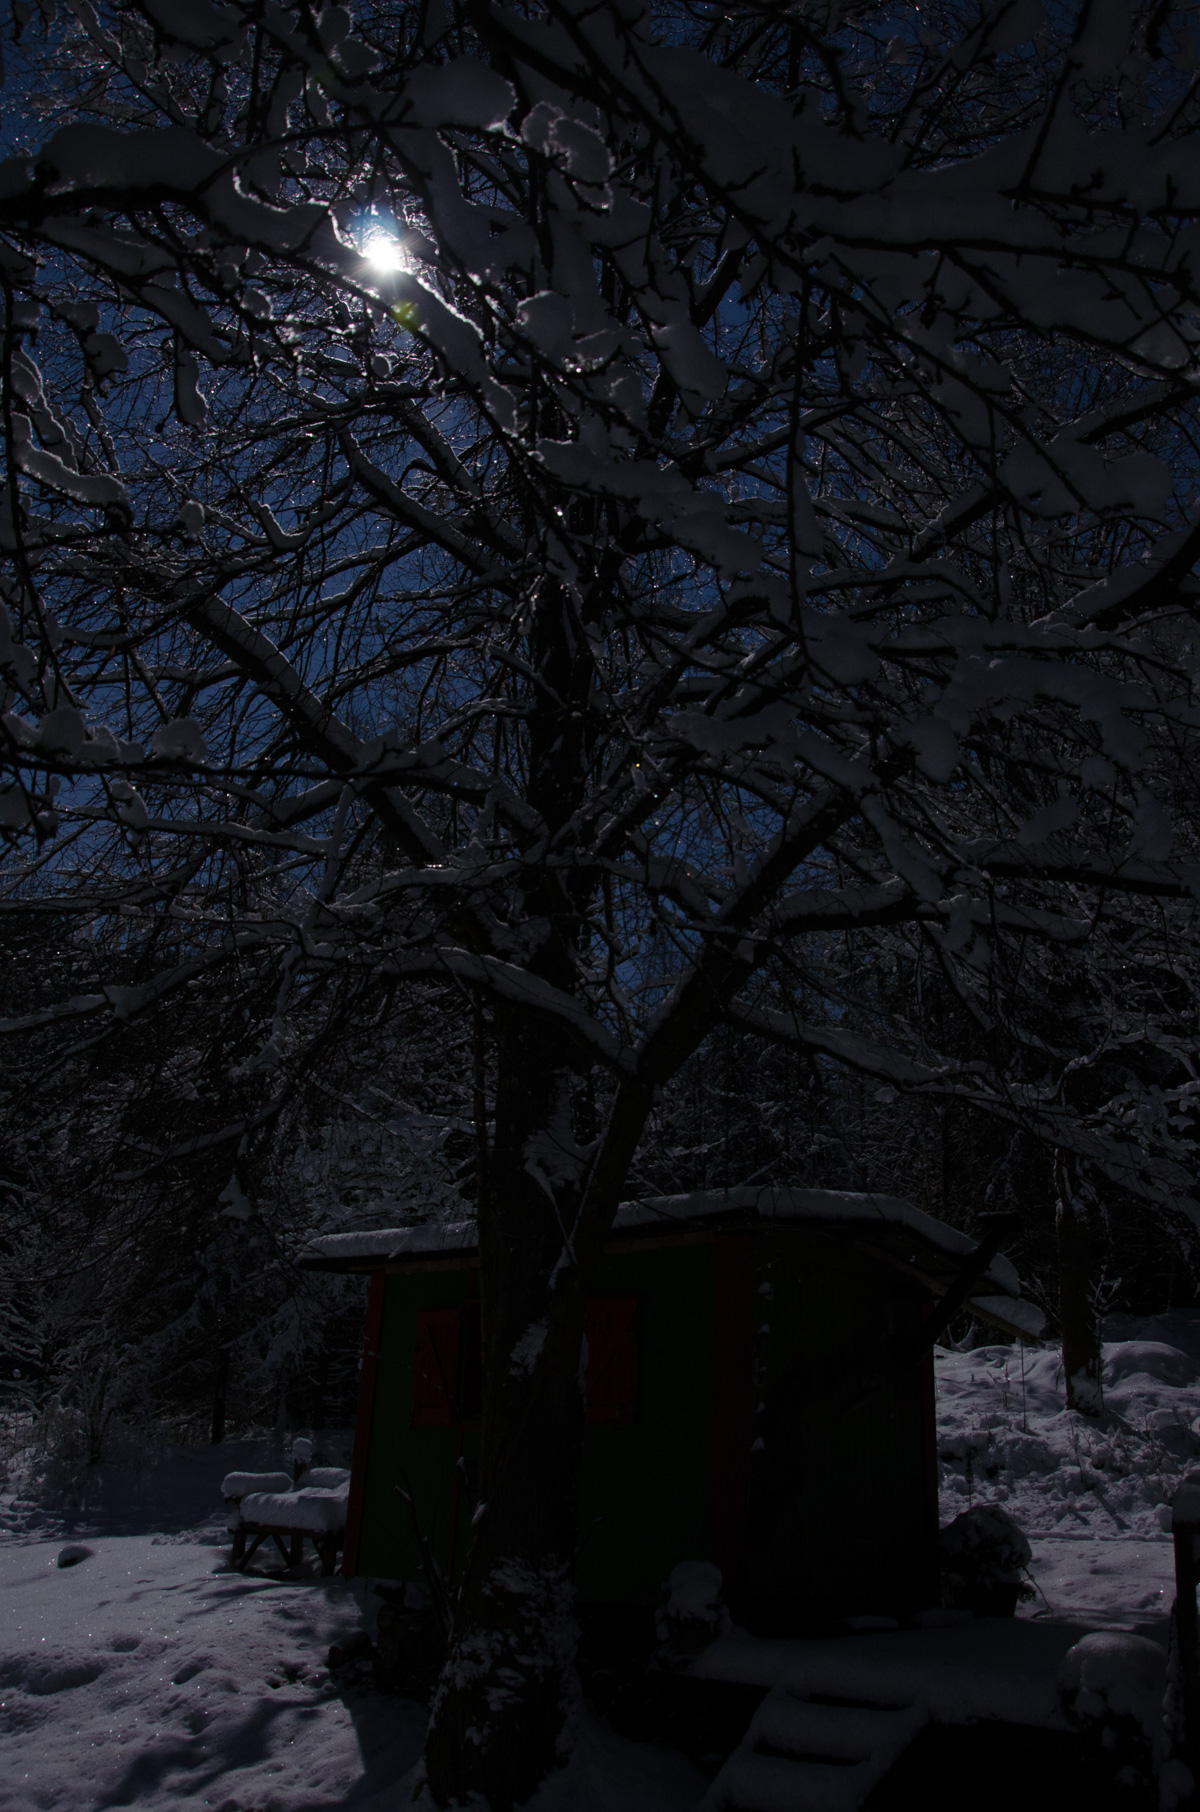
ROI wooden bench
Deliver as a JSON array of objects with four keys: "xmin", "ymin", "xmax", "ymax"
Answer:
[{"xmin": 223, "ymin": 1469, "xmax": 350, "ymax": 1577}]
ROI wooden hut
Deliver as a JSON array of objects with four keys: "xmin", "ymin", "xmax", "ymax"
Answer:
[{"xmin": 301, "ymin": 1187, "xmax": 1040, "ymax": 1636}]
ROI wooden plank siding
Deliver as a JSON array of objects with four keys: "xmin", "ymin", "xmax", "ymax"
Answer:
[
  {"xmin": 347, "ymin": 1226, "xmax": 939, "ymax": 1629},
  {"xmin": 744, "ymin": 1228, "xmax": 939, "ymax": 1625}
]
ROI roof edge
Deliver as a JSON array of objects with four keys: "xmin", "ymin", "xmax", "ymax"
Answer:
[{"xmin": 299, "ymin": 1185, "xmax": 1030, "ymax": 1311}]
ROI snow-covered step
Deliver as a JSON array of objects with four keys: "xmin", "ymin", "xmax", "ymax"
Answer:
[{"xmin": 701, "ymin": 1684, "xmax": 928, "ymax": 1812}]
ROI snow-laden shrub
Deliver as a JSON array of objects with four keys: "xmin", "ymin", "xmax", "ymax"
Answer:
[
  {"xmin": 1059, "ymin": 1631, "xmax": 1164, "ymax": 1792},
  {"xmin": 939, "ymin": 1504, "xmax": 1034, "ymax": 1612},
  {"xmin": 23, "ymin": 1400, "xmax": 160, "ymax": 1508}
]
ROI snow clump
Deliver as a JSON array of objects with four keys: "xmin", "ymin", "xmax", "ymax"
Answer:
[{"xmin": 655, "ymin": 1560, "xmax": 731, "ymax": 1665}]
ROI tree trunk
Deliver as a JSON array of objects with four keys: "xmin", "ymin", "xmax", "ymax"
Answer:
[
  {"xmin": 424, "ymin": 1010, "xmax": 651, "ymax": 1809},
  {"xmin": 425, "ymin": 573, "xmax": 657, "ymax": 1805},
  {"xmin": 422, "ymin": 1331, "xmax": 583, "ymax": 1809},
  {"xmin": 1056, "ymin": 1154, "xmax": 1102, "ymax": 1415}
]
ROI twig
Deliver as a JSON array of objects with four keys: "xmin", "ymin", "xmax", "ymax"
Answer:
[{"xmin": 396, "ymin": 1475, "xmax": 454, "ymax": 1645}]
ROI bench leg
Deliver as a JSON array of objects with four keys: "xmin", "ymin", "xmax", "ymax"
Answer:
[
  {"xmin": 237, "ymin": 1532, "xmax": 267, "ymax": 1572},
  {"xmin": 232, "ymin": 1525, "xmax": 338, "ymax": 1574}
]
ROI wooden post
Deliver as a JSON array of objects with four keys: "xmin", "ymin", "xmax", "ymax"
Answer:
[
  {"xmin": 1172, "ymin": 1483, "xmax": 1200, "ymax": 1803},
  {"xmin": 342, "ymin": 1269, "xmax": 386, "ymax": 1578},
  {"xmin": 1056, "ymin": 1155, "xmax": 1103, "ymax": 1414},
  {"xmin": 240, "ymin": 1531, "xmax": 266, "ymax": 1569},
  {"xmin": 711, "ymin": 1231, "xmax": 756, "ymax": 1611}
]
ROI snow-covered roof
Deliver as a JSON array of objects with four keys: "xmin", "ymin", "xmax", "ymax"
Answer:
[
  {"xmin": 615, "ymin": 1186, "xmax": 1015, "ymax": 1279},
  {"xmin": 307, "ymin": 1220, "xmax": 478, "ymax": 1264},
  {"xmin": 301, "ymin": 1185, "xmax": 1041, "ymax": 1336}
]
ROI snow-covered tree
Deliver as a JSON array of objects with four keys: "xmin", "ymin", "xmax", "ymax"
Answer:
[
  {"xmin": 0, "ymin": 923, "xmax": 476, "ymax": 1460},
  {"xmin": 2, "ymin": 1, "xmax": 1200, "ymax": 1800}
]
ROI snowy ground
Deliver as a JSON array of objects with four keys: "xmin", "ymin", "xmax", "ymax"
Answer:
[
  {"xmin": 0, "ymin": 1533, "xmax": 427, "ymax": 1812},
  {"xmin": 0, "ymin": 1433, "xmax": 706, "ymax": 1812},
  {"xmin": 938, "ymin": 1311, "xmax": 1200, "ymax": 1633},
  {"xmin": 1, "ymin": 1312, "xmax": 1197, "ymax": 1810},
  {"xmin": 0, "ymin": 1525, "xmax": 705, "ymax": 1812}
]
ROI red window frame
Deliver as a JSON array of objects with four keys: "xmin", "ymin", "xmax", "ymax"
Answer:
[
  {"xmin": 410, "ymin": 1295, "xmax": 640, "ymax": 1428},
  {"xmin": 411, "ymin": 1307, "xmax": 461, "ymax": 1427},
  {"xmin": 584, "ymin": 1294, "xmax": 640, "ymax": 1425}
]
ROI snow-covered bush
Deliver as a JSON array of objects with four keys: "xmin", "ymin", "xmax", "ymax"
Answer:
[
  {"xmin": 939, "ymin": 1505, "xmax": 1033, "ymax": 1615},
  {"xmin": 1058, "ymin": 1631, "xmax": 1164, "ymax": 1794},
  {"xmin": 1162, "ymin": 1616, "xmax": 1197, "ymax": 1812}
]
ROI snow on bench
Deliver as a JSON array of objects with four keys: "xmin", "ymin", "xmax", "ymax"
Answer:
[
  {"xmin": 221, "ymin": 1471, "xmax": 294, "ymax": 1502},
  {"xmin": 239, "ymin": 1488, "xmax": 349, "ymax": 1534},
  {"xmin": 302, "ymin": 1466, "xmax": 351, "ymax": 1492}
]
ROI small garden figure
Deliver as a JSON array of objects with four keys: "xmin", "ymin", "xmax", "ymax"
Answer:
[{"xmin": 654, "ymin": 1561, "xmax": 731, "ymax": 1669}]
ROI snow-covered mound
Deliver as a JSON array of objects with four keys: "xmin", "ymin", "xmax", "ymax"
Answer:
[{"xmin": 937, "ymin": 1336, "xmax": 1200, "ymax": 1541}]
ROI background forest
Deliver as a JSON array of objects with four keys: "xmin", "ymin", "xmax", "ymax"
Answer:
[{"xmin": 2, "ymin": 955, "xmax": 1192, "ymax": 1481}]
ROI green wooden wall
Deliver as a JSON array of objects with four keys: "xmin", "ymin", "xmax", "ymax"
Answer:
[
  {"xmin": 748, "ymin": 1227, "xmax": 939, "ymax": 1621},
  {"xmin": 356, "ymin": 1240, "xmax": 717, "ymax": 1606},
  {"xmin": 578, "ymin": 1241, "xmax": 715, "ymax": 1602},
  {"xmin": 353, "ymin": 1228, "xmax": 938, "ymax": 1625},
  {"xmin": 357, "ymin": 1263, "xmax": 474, "ymax": 1586}
]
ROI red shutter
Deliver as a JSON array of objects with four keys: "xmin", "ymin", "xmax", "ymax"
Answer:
[
  {"xmin": 412, "ymin": 1307, "xmax": 460, "ymax": 1427},
  {"xmin": 585, "ymin": 1295, "xmax": 639, "ymax": 1425},
  {"xmin": 458, "ymin": 1300, "xmax": 482, "ymax": 1424}
]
